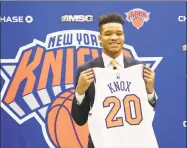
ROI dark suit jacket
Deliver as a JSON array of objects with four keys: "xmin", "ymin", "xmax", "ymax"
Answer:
[{"xmin": 71, "ymin": 56, "xmax": 156, "ymax": 148}]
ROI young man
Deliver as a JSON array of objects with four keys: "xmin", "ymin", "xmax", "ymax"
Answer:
[{"xmin": 71, "ymin": 13, "xmax": 157, "ymax": 148}]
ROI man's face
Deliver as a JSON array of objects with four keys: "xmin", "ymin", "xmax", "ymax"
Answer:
[{"xmin": 99, "ymin": 23, "xmax": 125, "ymax": 56}]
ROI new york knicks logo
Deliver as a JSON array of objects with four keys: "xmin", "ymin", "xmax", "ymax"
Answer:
[
  {"xmin": 125, "ymin": 8, "xmax": 150, "ymax": 29},
  {"xmin": 0, "ymin": 30, "xmax": 162, "ymax": 148}
]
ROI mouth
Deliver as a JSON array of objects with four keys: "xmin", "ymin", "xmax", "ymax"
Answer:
[{"xmin": 109, "ymin": 42, "xmax": 120, "ymax": 45}]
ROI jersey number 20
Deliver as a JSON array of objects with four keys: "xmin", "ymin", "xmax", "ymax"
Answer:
[{"xmin": 103, "ymin": 94, "xmax": 143, "ymax": 128}]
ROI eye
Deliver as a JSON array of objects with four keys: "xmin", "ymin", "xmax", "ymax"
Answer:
[
  {"xmin": 117, "ymin": 32, "xmax": 123, "ymax": 36},
  {"xmin": 105, "ymin": 33, "xmax": 111, "ymax": 36}
]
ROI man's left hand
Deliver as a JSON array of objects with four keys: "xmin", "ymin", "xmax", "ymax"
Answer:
[{"xmin": 143, "ymin": 66, "xmax": 155, "ymax": 94}]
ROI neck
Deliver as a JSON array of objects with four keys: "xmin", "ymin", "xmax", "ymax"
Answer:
[{"xmin": 103, "ymin": 50, "xmax": 121, "ymax": 59}]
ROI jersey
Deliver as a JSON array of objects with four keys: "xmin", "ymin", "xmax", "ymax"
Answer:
[{"xmin": 88, "ymin": 64, "xmax": 158, "ymax": 148}]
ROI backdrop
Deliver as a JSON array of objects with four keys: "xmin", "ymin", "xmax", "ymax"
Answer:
[{"xmin": 0, "ymin": 1, "xmax": 186, "ymax": 148}]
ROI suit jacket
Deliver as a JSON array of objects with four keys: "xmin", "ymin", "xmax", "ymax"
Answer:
[{"xmin": 71, "ymin": 56, "xmax": 156, "ymax": 148}]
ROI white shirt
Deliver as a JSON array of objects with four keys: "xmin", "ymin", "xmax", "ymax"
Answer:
[{"xmin": 76, "ymin": 52, "xmax": 156, "ymax": 104}]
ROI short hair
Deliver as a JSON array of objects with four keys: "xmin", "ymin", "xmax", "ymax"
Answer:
[{"xmin": 98, "ymin": 13, "xmax": 125, "ymax": 32}]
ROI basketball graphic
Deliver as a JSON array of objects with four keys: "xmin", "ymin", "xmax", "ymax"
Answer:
[
  {"xmin": 132, "ymin": 17, "xmax": 144, "ymax": 29},
  {"xmin": 46, "ymin": 89, "xmax": 89, "ymax": 148}
]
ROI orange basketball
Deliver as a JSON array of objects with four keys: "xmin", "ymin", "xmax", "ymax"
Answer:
[
  {"xmin": 132, "ymin": 17, "xmax": 143, "ymax": 28},
  {"xmin": 47, "ymin": 89, "xmax": 89, "ymax": 148}
]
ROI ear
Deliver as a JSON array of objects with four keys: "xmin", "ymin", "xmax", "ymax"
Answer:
[{"xmin": 98, "ymin": 34, "xmax": 102, "ymax": 44}]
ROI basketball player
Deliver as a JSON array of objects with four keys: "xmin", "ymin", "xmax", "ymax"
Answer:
[{"xmin": 71, "ymin": 13, "xmax": 158, "ymax": 148}]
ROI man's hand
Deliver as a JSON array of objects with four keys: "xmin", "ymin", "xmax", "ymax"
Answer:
[
  {"xmin": 143, "ymin": 66, "xmax": 155, "ymax": 94},
  {"xmin": 76, "ymin": 68, "xmax": 94, "ymax": 95}
]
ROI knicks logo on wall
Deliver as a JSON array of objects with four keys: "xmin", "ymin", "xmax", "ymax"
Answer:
[
  {"xmin": 125, "ymin": 8, "xmax": 150, "ymax": 29},
  {"xmin": 0, "ymin": 30, "xmax": 162, "ymax": 148}
]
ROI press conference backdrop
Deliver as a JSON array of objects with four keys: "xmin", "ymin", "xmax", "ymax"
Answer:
[{"xmin": 0, "ymin": 1, "xmax": 186, "ymax": 148}]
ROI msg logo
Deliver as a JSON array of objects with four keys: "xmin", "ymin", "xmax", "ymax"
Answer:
[{"xmin": 61, "ymin": 15, "xmax": 93, "ymax": 22}]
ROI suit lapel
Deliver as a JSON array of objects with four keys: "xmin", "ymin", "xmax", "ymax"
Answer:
[
  {"xmin": 123, "ymin": 56, "xmax": 129, "ymax": 68},
  {"xmin": 123, "ymin": 56, "xmax": 126, "ymax": 68},
  {"xmin": 91, "ymin": 56, "xmax": 105, "ymax": 68}
]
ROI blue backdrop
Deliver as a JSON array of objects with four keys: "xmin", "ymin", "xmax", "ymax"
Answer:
[{"xmin": 1, "ymin": 1, "xmax": 186, "ymax": 148}]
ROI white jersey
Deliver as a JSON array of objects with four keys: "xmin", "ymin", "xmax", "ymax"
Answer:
[{"xmin": 88, "ymin": 65, "xmax": 158, "ymax": 148}]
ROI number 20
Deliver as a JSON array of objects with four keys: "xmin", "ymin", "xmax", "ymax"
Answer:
[{"xmin": 103, "ymin": 94, "xmax": 143, "ymax": 128}]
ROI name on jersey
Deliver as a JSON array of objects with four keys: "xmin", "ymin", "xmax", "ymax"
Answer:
[{"xmin": 107, "ymin": 81, "xmax": 131, "ymax": 93}]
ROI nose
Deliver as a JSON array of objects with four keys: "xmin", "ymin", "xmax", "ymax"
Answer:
[{"xmin": 111, "ymin": 34, "xmax": 118, "ymax": 40}]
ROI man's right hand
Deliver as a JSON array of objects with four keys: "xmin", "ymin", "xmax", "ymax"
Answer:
[{"xmin": 76, "ymin": 68, "xmax": 94, "ymax": 95}]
